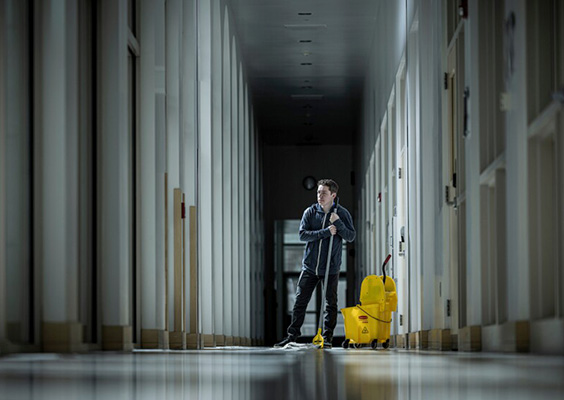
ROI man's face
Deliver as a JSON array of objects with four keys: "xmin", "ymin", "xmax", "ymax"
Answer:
[{"xmin": 317, "ymin": 185, "xmax": 335, "ymax": 209}]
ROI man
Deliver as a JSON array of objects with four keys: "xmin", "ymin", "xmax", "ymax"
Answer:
[{"xmin": 275, "ymin": 179, "xmax": 356, "ymax": 348}]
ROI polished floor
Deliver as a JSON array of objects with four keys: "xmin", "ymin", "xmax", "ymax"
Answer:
[{"xmin": 0, "ymin": 346, "xmax": 563, "ymax": 400}]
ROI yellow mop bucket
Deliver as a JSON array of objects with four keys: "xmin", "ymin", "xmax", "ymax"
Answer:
[{"xmin": 341, "ymin": 255, "xmax": 397, "ymax": 349}]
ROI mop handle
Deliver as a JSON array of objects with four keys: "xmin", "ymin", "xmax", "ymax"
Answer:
[
  {"xmin": 318, "ymin": 201, "xmax": 339, "ymax": 332},
  {"xmin": 382, "ymin": 254, "xmax": 392, "ymax": 284},
  {"xmin": 318, "ymin": 234, "xmax": 334, "ymax": 332}
]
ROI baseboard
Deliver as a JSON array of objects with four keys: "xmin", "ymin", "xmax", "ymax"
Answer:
[
  {"xmin": 186, "ymin": 333, "xmax": 199, "ymax": 349},
  {"xmin": 408, "ymin": 332, "xmax": 418, "ymax": 349},
  {"xmin": 421, "ymin": 330, "xmax": 429, "ymax": 349},
  {"xmin": 459, "ymin": 326, "xmax": 481, "ymax": 352},
  {"xmin": 409, "ymin": 330, "xmax": 429, "ymax": 349},
  {"xmin": 0, "ymin": 340, "xmax": 40, "ymax": 354},
  {"xmin": 482, "ymin": 321, "xmax": 529, "ymax": 352},
  {"xmin": 395, "ymin": 333, "xmax": 409, "ymax": 349},
  {"xmin": 429, "ymin": 329, "xmax": 451, "ymax": 351},
  {"xmin": 169, "ymin": 331, "xmax": 186, "ymax": 350},
  {"xmin": 215, "ymin": 334, "xmax": 225, "ymax": 346},
  {"xmin": 141, "ymin": 329, "xmax": 169, "ymax": 349},
  {"xmin": 6, "ymin": 322, "xmax": 21, "ymax": 341},
  {"xmin": 203, "ymin": 334, "xmax": 215, "ymax": 347},
  {"xmin": 451, "ymin": 334, "xmax": 459, "ymax": 351},
  {"xmin": 102, "ymin": 325, "xmax": 133, "ymax": 351},
  {"xmin": 530, "ymin": 318, "xmax": 564, "ymax": 355},
  {"xmin": 225, "ymin": 336, "xmax": 234, "ymax": 346},
  {"xmin": 42, "ymin": 322, "xmax": 87, "ymax": 353}
]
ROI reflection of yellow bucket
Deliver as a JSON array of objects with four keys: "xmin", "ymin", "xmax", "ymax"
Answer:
[{"xmin": 341, "ymin": 275, "xmax": 397, "ymax": 348}]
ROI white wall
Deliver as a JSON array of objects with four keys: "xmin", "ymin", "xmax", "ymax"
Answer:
[
  {"xmin": 357, "ymin": 0, "xmax": 564, "ymax": 354},
  {"xmin": 0, "ymin": 0, "xmax": 265, "ymax": 353}
]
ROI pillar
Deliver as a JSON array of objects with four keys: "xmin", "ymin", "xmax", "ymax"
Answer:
[{"xmin": 99, "ymin": 0, "xmax": 132, "ymax": 351}]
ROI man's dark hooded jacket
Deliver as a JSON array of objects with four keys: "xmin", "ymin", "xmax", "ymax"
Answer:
[{"xmin": 299, "ymin": 202, "xmax": 356, "ymax": 275}]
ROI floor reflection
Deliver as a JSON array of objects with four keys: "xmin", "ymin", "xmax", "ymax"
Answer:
[{"xmin": 0, "ymin": 348, "xmax": 562, "ymax": 399}]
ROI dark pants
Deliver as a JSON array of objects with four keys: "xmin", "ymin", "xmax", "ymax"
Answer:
[{"xmin": 287, "ymin": 269, "xmax": 339, "ymax": 340}]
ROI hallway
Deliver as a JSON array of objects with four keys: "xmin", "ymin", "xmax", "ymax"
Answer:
[
  {"xmin": 2, "ymin": 2, "xmax": 564, "ymax": 397},
  {"xmin": 1, "ymin": 348, "xmax": 563, "ymax": 399}
]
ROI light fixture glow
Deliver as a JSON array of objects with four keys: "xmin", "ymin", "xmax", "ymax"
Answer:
[
  {"xmin": 291, "ymin": 94, "xmax": 324, "ymax": 100},
  {"xmin": 284, "ymin": 24, "xmax": 326, "ymax": 29}
]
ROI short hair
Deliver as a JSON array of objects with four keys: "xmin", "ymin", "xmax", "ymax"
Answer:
[{"xmin": 317, "ymin": 179, "xmax": 339, "ymax": 194}]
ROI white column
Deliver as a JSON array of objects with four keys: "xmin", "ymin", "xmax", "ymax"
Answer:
[
  {"xmin": 211, "ymin": 0, "xmax": 224, "ymax": 345},
  {"xmin": 181, "ymin": 0, "xmax": 198, "ymax": 347},
  {"xmin": 0, "ymin": 0, "xmax": 6, "ymax": 348},
  {"xmin": 231, "ymin": 46, "xmax": 240, "ymax": 343},
  {"xmin": 418, "ymin": 0, "xmax": 440, "ymax": 332},
  {"xmin": 198, "ymin": 0, "xmax": 215, "ymax": 346},
  {"xmin": 222, "ymin": 11, "xmax": 233, "ymax": 344},
  {"xmin": 244, "ymin": 86, "xmax": 251, "ymax": 343},
  {"xmin": 139, "ymin": 0, "xmax": 166, "ymax": 349},
  {"xmin": 165, "ymin": 0, "xmax": 185, "ymax": 349},
  {"xmin": 408, "ymin": 25, "xmax": 422, "ymax": 333},
  {"xmin": 37, "ymin": 0, "xmax": 82, "ymax": 352},
  {"xmin": 99, "ymin": 0, "xmax": 132, "ymax": 350},
  {"xmin": 238, "ymin": 65, "xmax": 244, "ymax": 342},
  {"xmin": 258, "ymin": 135, "xmax": 265, "ymax": 342},
  {"xmin": 505, "ymin": 0, "xmax": 531, "ymax": 322},
  {"xmin": 153, "ymin": 0, "xmax": 167, "ymax": 344},
  {"xmin": 2, "ymin": 0, "xmax": 32, "ymax": 346},
  {"xmin": 465, "ymin": 0, "xmax": 483, "ymax": 327},
  {"xmin": 250, "ymin": 114, "xmax": 256, "ymax": 343}
]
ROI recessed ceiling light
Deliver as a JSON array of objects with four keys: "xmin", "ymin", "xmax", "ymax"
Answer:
[
  {"xmin": 291, "ymin": 94, "xmax": 324, "ymax": 100},
  {"xmin": 284, "ymin": 24, "xmax": 327, "ymax": 29}
]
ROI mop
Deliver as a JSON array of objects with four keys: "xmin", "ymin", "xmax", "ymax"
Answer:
[{"xmin": 312, "ymin": 200, "xmax": 338, "ymax": 349}]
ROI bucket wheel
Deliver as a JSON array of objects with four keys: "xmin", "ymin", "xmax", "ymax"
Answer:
[
  {"xmin": 342, "ymin": 339, "xmax": 350, "ymax": 349},
  {"xmin": 382, "ymin": 339, "xmax": 390, "ymax": 349},
  {"xmin": 370, "ymin": 339, "xmax": 378, "ymax": 350}
]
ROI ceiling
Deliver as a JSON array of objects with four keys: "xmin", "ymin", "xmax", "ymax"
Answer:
[{"xmin": 227, "ymin": 0, "xmax": 381, "ymax": 146}]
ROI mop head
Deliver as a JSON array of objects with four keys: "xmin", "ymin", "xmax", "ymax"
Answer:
[{"xmin": 276, "ymin": 342, "xmax": 319, "ymax": 351}]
